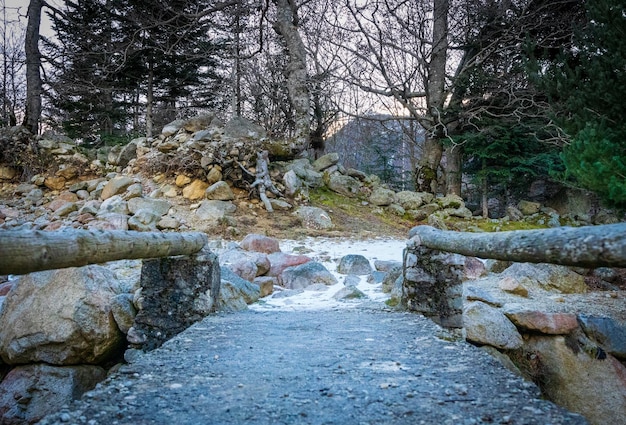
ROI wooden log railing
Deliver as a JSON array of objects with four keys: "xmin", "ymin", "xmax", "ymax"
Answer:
[
  {"xmin": 0, "ymin": 229, "xmax": 208, "ymax": 275},
  {"xmin": 408, "ymin": 223, "xmax": 626, "ymax": 268}
]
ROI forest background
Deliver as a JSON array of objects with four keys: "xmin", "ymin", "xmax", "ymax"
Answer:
[{"xmin": 1, "ymin": 0, "xmax": 624, "ymax": 213}]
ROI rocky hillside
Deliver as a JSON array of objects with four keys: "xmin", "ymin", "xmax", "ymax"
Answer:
[{"xmin": 1, "ymin": 115, "xmax": 622, "ymax": 242}]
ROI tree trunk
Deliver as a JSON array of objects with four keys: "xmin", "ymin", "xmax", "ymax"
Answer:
[
  {"xmin": 408, "ymin": 223, "xmax": 626, "ymax": 268},
  {"xmin": 272, "ymin": 0, "xmax": 310, "ymax": 152},
  {"xmin": 0, "ymin": 230, "xmax": 208, "ymax": 275},
  {"xmin": 23, "ymin": 0, "xmax": 43, "ymax": 135},
  {"xmin": 481, "ymin": 158, "xmax": 488, "ymax": 218},
  {"xmin": 415, "ymin": 134, "xmax": 443, "ymax": 193},
  {"xmin": 444, "ymin": 143, "xmax": 462, "ymax": 196},
  {"xmin": 146, "ymin": 60, "xmax": 154, "ymax": 138},
  {"xmin": 416, "ymin": 0, "xmax": 449, "ymax": 194}
]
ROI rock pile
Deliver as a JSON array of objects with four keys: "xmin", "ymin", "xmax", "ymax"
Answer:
[{"xmin": 401, "ymin": 239, "xmax": 626, "ymax": 425}]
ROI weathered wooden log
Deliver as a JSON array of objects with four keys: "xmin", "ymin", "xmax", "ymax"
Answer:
[
  {"xmin": 408, "ymin": 223, "xmax": 626, "ymax": 268},
  {"xmin": 0, "ymin": 229, "xmax": 208, "ymax": 275}
]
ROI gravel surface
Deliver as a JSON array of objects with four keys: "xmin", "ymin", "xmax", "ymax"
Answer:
[{"xmin": 39, "ymin": 305, "xmax": 586, "ymax": 425}]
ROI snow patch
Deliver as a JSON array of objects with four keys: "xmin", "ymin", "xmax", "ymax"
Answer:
[{"xmin": 250, "ymin": 238, "xmax": 407, "ymax": 311}]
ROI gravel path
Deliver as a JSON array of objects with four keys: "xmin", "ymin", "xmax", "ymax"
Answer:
[{"xmin": 39, "ymin": 304, "xmax": 586, "ymax": 425}]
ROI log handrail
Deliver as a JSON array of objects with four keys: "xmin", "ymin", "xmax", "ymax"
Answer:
[
  {"xmin": 0, "ymin": 229, "xmax": 208, "ymax": 275},
  {"xmin": 408, "ymin": 223, "xmax": 626, "ymax": 268}
]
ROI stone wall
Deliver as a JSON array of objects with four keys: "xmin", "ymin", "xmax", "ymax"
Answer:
[{"xmin": 0, "ymin": 248, "xmax": 220, "ymax": 424}]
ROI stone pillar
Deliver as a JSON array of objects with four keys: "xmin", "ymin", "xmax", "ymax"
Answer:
[
  {"xmin": 130, "ymin": 247, "xmax": 220, "ymax": 351},
  {"xmin": 402, "ymin": 237, "xmax": 464, "ymax": 328}
]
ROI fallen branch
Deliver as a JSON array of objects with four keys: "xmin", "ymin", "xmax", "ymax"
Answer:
[
  {"xmin": 250, "ymin": 150, "xmax": 283, "ymax": 212},
  {"xmin": 408, "ymin": 223, "xmax": 626, "ymax": 268}
]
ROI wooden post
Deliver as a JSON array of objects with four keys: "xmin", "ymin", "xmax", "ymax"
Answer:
[
  {"xmin": 0, "ymin": 229, "xmax": 208, "ymax": 275},
  {"xmin": 408, "ymin": 223, "xmax": 626, "ymax": 268}
]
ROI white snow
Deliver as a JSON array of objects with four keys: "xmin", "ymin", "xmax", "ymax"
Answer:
[{"xmin": 249, "ymin": 237, "xmax": 407, "ymax": 312}]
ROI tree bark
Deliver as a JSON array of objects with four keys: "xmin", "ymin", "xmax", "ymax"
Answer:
[
  {"xmin": 408, "ymin": 224, "xmax": 626, "ymax": 268},
  {"xmin": 0, "ymin": 230, "xmax": 208, "ymax": 275},
  {"xmin": 444, "ymin": 143, "xmax": 462, "ymax": 195},
  {"xmin": 272, "ymin": 0, "xmax": 310, "ymax": 152},
  {"xmin": 415, "ymin": 0, "xmax": 449, "ymax": 194},
  {"xmin": 23, "ymin": 0, "xmax": 43, "ymax": 135},
  {"xmin": 415, "ymin": 134, "xmax": 443, "ymax": 193}
]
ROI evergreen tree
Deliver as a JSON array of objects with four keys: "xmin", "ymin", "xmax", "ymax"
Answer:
[
  {"xmin": 539, "ymin": 0, "xmax": 626, "ymax": 205},
  {"xmin": 44, "ymin": 0, "xmax": 227, "ymax": 142}
]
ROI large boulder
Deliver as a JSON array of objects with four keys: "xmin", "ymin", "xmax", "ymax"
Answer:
[
  {"xmin": 501, "ymin": 263, "xmax": 587, "ymax": 294},
  {"xmin": 240, "ymin": 234, "xmax": 281, "ymax": 254},
  {"xmin": 127, "ymin": 197, "xmax": 171, "ymax": 217},
  {"xmin": 0, "ymin": 364, "xmax": 106, "ymax": 425},
  {"xmin": 266, "ymin": 252, "xmax": 311, "ymax": 277},
  {"xmin": 205, "ymin": 181, "xmax": 235, "ymax": 201},
  {"xmin": 518, "ymin": 335, "xmax": 626, "ymax": 425},
  {"xmin": 183, "ymin": 179, "xmax": 209, "ymax": 200},
  {"xmin": 369, "ymin": 187, "xmax": 396, "ymax": 206},
  {"xmin": 463, "ymin": 301, "xmax": 524, "ymax": 349},
  {"xmin": 220, "ymin": 247, "xmax": 270, "ymax": 282},
  {"xmin": 395, "ymin": 191, "xmax": 433, "ymax": 210},
  {"xmin": 219, "ymin": 267, "xmax": 261, "ymax": 311},
  {"xmin": 312, "ymin": 152, "xmax": 339, "ymax": 172},
  {"xmin": 100, "ymin": 176, "xmax": 134, "ymax": 200},
  {"xmin": 326, "ymin": 174, "xmax": 361, "ymax": 197},
  {"xmin": 0, "ymin": 266, "xmax": 125, "ymax": 365},
  {"xmin": 294, "ymin": 206, "xmax": 333, "ymax": 230},
  {"xmin": 337, "ymin": 254, "xmax": 373, "ymax": 276},
  {"xmin": 195, "ymin": 200, "xmax": 236, "ymax": 227},
  {"xmin": 279, "ymin": 262, "xmax": 338, "ymax": 290},
  {"xmin": 578, "ymin": 315, "xmax": 626, "ymax": 360}
]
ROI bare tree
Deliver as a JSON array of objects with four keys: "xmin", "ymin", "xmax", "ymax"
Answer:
[
  {"xmin": 271, "ymin": 0, "xmax": 311, "ymax": 152},
  {"xmin": 323, "ymin": 0, "xmax": 581, "ymax": 196},
  {"xmin": 23, "ymin": 0, "xmax": 42, "ymax": 134}
]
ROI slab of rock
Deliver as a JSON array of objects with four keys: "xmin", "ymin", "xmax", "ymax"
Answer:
[
  {"xmin": 464, "ymin": 284, "xmax": 503, "ymax": 307},
  {"xmin": 395, "ymin": 191, "xmax": 433, "ymax": 210},
  {"xmin": 520, "ymin": 335, "xmax": 626, "ymax": 425},
  {"xmin": 333, "ymin": 286, "xmax": 367, "ymax": 301},
  {"xmin": 253, "ymin": 277, "xmax": 276, "ymax": 297},
  {"xmin": 578, "ymin": 315, "xmax": 626, "ymax": 360},
  {"xmin": 463, "ymin": 301, "xmax": 523, "ymax": 349},
  {"xmin": 266, "ymin": 252, "xmax": 311, "ymax": 277},
  {"xmin": 294, "ymin": 206, "xmax": 333, "ymax": 230},
  {"xmin": 195, "ymin": 200, "xmax": 236, "ymax": 226},
  {"xmin": 437, "ymin": 194, "xmax": 465, "ymax": 209},
  {"xmin": 382, "ymin": 267, "xmax": 402, "ymax": 294},
  {"xmin": 205, "ymin": 181, "xmax": 234, "ymax": 201},
  {"xmin": 161, "ymin": 119, "xmax": 185, "ymax": 137},
  {"xmin": 100, "ymin": 176, "xmax": 134, "ymax": 200},
  {"xmin": 44, "ymin": 176, "xmax": 66, "ymax": 191},
  {"xmin": 0, "ymin": 266, "xmax": 125, "ymax": 365},
  {"xmin": 110, "ymin": 293, "xmax": 137, "ymax": 335},
  {"xmin": 128, "ymin": 209, "xmax": 159, "ymax": 231},
  {"xmin": 175, "ymin": 175, "xmax": 192, "ymax": 187},
  {"xmin": 98, "ymin": 195, "xmax": 129, "ymax": 216},
  {"xmin": 128, "ymin": 197, "xmax": 171, "ymax": 216},
  {"xmin": 0, "ymin": 364, "xmax": 106, "ymax": 425},
  {"xmin": 183, "ymin": 179, "xmax": 209, "ymax": 200},
  {"xmin": 240, "ymin": 234, "xmax": 281, "ymax": 254},
  {"xmin": 504, "ymin": 310, "xmax": 579, "ymax": 335},
  {"xmin": 279, "ymin": 262, "xmax": 338, "ymax": 290},
  {"xmin": 374, "ymin": 260, "xmax": 403, "ymax": 272},
  {"xmin": 337, "ymin": 254, "xmax": 372, "ymax": 275},
  {"xmin": 517, "ymin": 200, "xmax": 541, "ymax": 215},
  {"xmin": 501, "ymin": 263, "xmax": 586, "ymax": 294},
  {"xmin": 326, "ymin": 174, "xmax": 361, "ymax": 197},
  {"xmin": 312, "ymin": 152, "xmax": 339, "ymax": 172},
  {"xmin": 220, "ymin": 267, "xmax": 261, "ymax": 312},
  {"xmin": 498, "ymin": 276, "xmax": 529, "ymax": 297},
  {"xmin": 369, "ymin": 187, "xmax": 396, "ymax": 206},
  {"xmin": 464, "ymin": 257, "xmax": 487, "ymax": 280}
]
